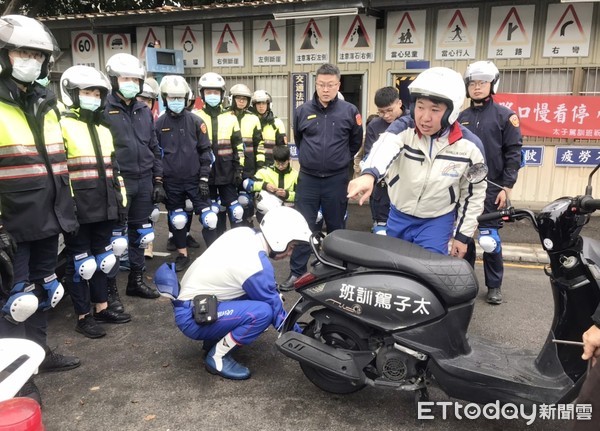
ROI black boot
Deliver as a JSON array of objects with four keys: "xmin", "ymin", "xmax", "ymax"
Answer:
[
  {"xmin": 107, "ymin": 277, "xmax": 125, "ymax": 313},
  {"xmin": 126, "ymin": 270, "xmax": 160, "ymax": 299}
]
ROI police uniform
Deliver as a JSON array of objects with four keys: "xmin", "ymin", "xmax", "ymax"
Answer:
[
  {"xmin": 61, "ymin": 108, "xmax": 127, "ymax": 316},
  {"xmin": 458, "ymin": 96, "xmax": 522, "ymax": 289},
  {"xmin": 289, "ymin": 94, "xmax": 363, "ymax": 277},
  {"xmin": 103, "ymin": 92, "xmax": 162, "ymax": 271},
  {"xmin": 257, "ymin": 110, "xmax": 286, "ymax": 166},
  {"xmin": 0, "ymin": 81, "xmax": 78, "ymax": 347},
  {"xmin": 250, "ymin": 163, "xmax": 298, "ymax": 222},
  {"xmin": 193, "ymin": 105, "xmax": 243, "ymax": 243},
  {"xmin": 155, "ymin": 108, "xmax": 213, "ymax": 249}
]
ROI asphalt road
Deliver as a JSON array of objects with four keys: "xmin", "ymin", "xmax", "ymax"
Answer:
[{"xmin": 34, "ymin": 203, "xmax": 594, "ymax": 431}]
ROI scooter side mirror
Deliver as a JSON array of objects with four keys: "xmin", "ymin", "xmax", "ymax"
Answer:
[{"xmin": 464, "ymin": 162, "xmax": 488, "ymax": 184}]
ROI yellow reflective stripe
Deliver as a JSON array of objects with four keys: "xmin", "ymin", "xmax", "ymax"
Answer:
[
  {"xmin": 0, "ymin": 144, "xmax": 38, "ymax": 157},
  {"xmin": 0, "ymin": 164, "xmax": 47, "ymax": 179}
]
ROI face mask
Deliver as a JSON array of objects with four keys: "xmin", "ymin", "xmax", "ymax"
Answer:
[
  {"xmin": 11, "ymin": 57, "xmax": 43, "ymax": 83},
  {"xmin": 118, "ymin": 81, "xmax": 140, "ymax": 99},
  {"xmin": 204, "ymin": 94, "xmax": 221, "ymax": 108},
  {"xmin": 167, "ymin": 99, "xmax": 185, "ymax": 114},
  {"xmin": 79, "ymin": 95, "xmax": 102, "ymax": 112},
  {"xmin": 35, "ymin": 77, "xmax": 50, "ymax": 87}
]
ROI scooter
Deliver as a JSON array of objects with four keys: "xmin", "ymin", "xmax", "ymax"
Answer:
[{"xmin": 276, "ymin": 162, "xmax": 600, "ymax": 407}]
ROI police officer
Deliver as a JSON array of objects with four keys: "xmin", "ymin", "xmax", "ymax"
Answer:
[
  {"xmin": 362, "ymin": 87, "xmax": 407, "ymax": 235},
  {"xmin": 459, "ymin": 60, "xmax": 523, "ymax": 305},
  {"xmin": 0, "ymin": 15, "xmax": 80, "ymax": 403},
  {"xmin": 154, "ymin": 75, "xmax": 214, "ymax": 272},
  {"xmin": 137, "ymin": 77, "xmax": 160, "ymax": 114},
  {"xmin": 59, "ymin": 65, "xmax": 131, "ymax": 338},
  {"xmin": 193, "ymin": 72, "xmax": 244, "ymax": 244},
  {"xmin": 251, "ymin": 90, "xmax": 287, "ymax": 166},
  {"xmin": 280, "ymin": 63, "xmax": 363, "ymax": 290},
  {"xmin": 104, "ymin": 53, "xmax": 164, "ymax": 302},
  {"xmin": 154, "ymin": 206, "xmax": 311, "ymax": 380}
]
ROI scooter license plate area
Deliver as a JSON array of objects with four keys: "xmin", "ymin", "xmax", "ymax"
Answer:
[{"xmin": 303, "ymin": 273, "xmax": 444, "ymax": 331}]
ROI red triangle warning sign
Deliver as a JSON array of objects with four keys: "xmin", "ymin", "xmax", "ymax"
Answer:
[
  {"xmin": 299, "ymin": 19, "xmax": 323, "ymax": 51},
  {"xmin": 259, "ymin": 21, "xmax": 282, "ymax": 53},
  {"xmin": 341, "ymin": 16, "xmax": 371, "ymax": 49},
  {"xmin": 216, "ymin": 24, "xmax": 241, "ymax": 54},
  {"xmin": 548, "ymin": 4, "xmax": 586, "ymax": 43},
  {"xmin": 491, "ymin": 7, "xmax": 529, "ymax": 44},
  {"xmin": 439, "ymin": 10, "xmax": 473, "ymax": 45},
  {"xmin": 181, "ymin": 26, "xmax": 197, "ymax": 45},
  {"xmin": 392, "ymin": 12, "xmax": 418, "ymax": 45},
  {"xmin": 139, "ymin": 28, "xmax": 159, "ymax": 57}
]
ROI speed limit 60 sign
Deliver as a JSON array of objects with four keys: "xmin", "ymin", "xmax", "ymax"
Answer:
[{"xmin": 71, "ymin": 30, "xmax": 100, "ymax": 68}]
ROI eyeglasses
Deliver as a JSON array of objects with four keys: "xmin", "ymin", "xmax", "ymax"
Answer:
[
  {"xmin": 10, "ymin": 49, "xmax": 45, "ymax": 61},
  {"xmin": 377, "ymin": 107, "xmax": 396, "ymax": 116},
  {"xmin": 316, "ymin": 82, "xmax": 340, "ymax": 90},
  {"xmin": 468, "ymin": 80, "xmax": 490, "ymax": 88}
]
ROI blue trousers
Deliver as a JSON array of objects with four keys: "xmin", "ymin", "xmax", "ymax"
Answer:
[
  {"xmin": 173, "ymin": 298, "xmax": 272, "ymax": 345},
  {"xmin": 387, "ymin": 207, "xmax": 455, "ymax": 255},
  {"xmin": 122, "ymin": 175, "xmax": 154, "ymax": 271},
  {"xmin": 290, "ymin": 170, "xmax": 348, "ymax": 276}
]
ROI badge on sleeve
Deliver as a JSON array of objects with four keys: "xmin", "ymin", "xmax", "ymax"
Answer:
[
  {"xmin": 356, "ymin": 113, "xmax": 363, "ymax": 126},
  {"xmin": 200, "ymin": 123, "xmax": 207, "ymax": 134},
  {"xmin": 509, "ymin": 114, "xmax": 520, "ymax": 128}
]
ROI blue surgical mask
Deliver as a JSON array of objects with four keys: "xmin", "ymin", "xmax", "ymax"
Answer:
[
  {"xmin": 167, "ymin": 98, "xmax": 185, "ymax": 114},
  {"xmin": 204, "ymin": 94, "xmax": 221, "ymax": 108},
  {"xmin": 79, "ymin": 95, "xmax": 102, "ymax": 112},
  {"xmin": 35, "ymin": 76, "xmax": 50, "ymax": 87},
  {"xmin": 118, "ymin": 81, "xmax": 140, "ymax": 99}
]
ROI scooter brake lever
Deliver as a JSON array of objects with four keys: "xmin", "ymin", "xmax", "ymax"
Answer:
[{"xmin": 551, "ymin": 338, "xmax": 584, "ymax": 346}]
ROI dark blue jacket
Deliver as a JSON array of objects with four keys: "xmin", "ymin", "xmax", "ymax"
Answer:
[
  {"xmin": 154, "ymin": 110, "xmax": 213, "ymax": 184},
  {"xmin": 103, "ymin": 92, "xmax": 163, "ymax": 180},
  {"xmin": 365, "ymin": 114, "xmax": 414, "ymax": 157},
  {"xmin": 293, "ymin": 94, "xmax": 363, "ymax": 177},
  {"xmin": 458, "ymin": 97, "xmax": 522, "ymax": 188}
]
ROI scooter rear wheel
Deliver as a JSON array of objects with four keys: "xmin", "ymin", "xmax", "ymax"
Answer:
[{"xmin": 300, "ymin": 321, "xmax": 369, "ymax": 394}]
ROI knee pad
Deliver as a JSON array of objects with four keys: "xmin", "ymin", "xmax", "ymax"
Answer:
[
  {"xmin": 242, "ymin": 178, "xmax": 254, "ymax": 193},
  {"xmin": 169, "ymin": 209, "xmax": 188, "ymax": 230},
  {"xmin": 1, "ymin": 282, "xmax": 38, "ymax": 323},
  {"xmin": 111, "ymin": 230, "xmax": 128, "ymax": 258},
  {"xmin": 478, "ymin": 228, "xmax": 501, "ymax": 254},
  {"xmin": 237, "ymin": 192, "xmax": 251, "ymax": 208},
  {"xmin": 149, "ymin": 205, "xmax": 160, "ymax": 223},
  {"xmin": 200, "ymin": 207, "xmax": 218, "ymax": 230},
  {"xmin": 74, "ymin": 253, "xmax": 97, "ymax": 282},
  {"xmin": 228, "ymin": 200, "xmax": 244, "ymax": 224},
  {"xmin": 372, "ymin": 222, "xmax": 387, "ymax": 235},
  {"xmin": 184, "ymin": 199, "xmax": 194, "ymax": 212},
  {"xmin": 154, "ymin": 262, "xmax": 179, "ymax": 300},
  {"xmin": 38, "ymin": 275, "xmax": 64, "ymax": 311},
  {"xmin": 210, "ymin": 200, "xmax": 221, "ymax": 214},
  {"xmin": 135, "ymin": 224, "xmax": 155, "ymax": 248},
  {"xmin": 96, "ymin": 248, "xmax": 117, "ymax": 274}
]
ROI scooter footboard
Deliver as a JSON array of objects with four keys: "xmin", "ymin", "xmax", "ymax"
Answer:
[{"xmin": 276, "ymin": 332, "xmax": 375, "ymax": 383}]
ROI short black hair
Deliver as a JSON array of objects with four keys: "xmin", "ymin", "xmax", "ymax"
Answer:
[
  {"xmin": 374, "ymin": 87, "xmax": 400, "ymax": 108},
  {"xmin": 316, "ymin": 63, "xmax": 341, "ymax": 80},
  {"xmin": 273, "ymin": 144, "xmax": 290, "ymax": 162}
]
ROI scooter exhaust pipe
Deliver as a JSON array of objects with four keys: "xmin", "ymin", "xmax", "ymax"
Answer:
[{"xmin": 276, "ymin": 332, "xmax": 375, "ymax": 384}]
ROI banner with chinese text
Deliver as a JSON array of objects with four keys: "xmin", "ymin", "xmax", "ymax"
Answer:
[{"xmin": 494, "ymin": 93, "xmax": 600, "ymax": 140}]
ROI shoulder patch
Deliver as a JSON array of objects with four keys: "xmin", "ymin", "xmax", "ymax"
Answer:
[
  {"xmin": 356, "ymin": 113, "xmax": 362, "ymax": 126},
  {"xmin": 307, "ymin": 114, "xmax": 317, "ymax": 120},
  {"xmin": 200, "ymin": 123, "xmax": 207, "ymax": 134},
  {"xmin": 509, "ymin": 114, "xmax": 520, "ymax": 128}
]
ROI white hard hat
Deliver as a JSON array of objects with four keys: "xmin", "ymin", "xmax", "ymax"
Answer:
[
  {"xmin": 259, "ymin": 206, "xmax": 311, "ymax": 253},
  {"xmin": 105, "ymin": 53, "xmax": 146, "ymax": 80},
  {"xmin": 60, "ymin": 65, "xmax": 111, "ymax": 109},
  {"xmin": 230, "ymin": 83, "xmax": 252, "ymax": 98},
  {"xmin": 409, "ymin": 67, "xmax": 465, "ymax": 129},
  {"xmin": 198, "ymin": 72, "xmax": 225, "ymax": 92},
  {"xmin": 159, "ymin": 75, "xmax": 189, "ymax": 99},
  {"xmin": 464, "ymin": 60, "xmax": 500, "ymax": 94}
]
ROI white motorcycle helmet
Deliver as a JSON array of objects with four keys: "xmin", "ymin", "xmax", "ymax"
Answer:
[
  {"xmin": 464, "ymin": 60, "xmax": 500, "ymax": 95},
  {"xmin": 255, "ymin": 190, "xmax": 283, "ymax": 215},
  {"xmin": 259, "ymin": 206, "xmax": 311, "ymax": 253},
  {"xmin": 0, "ymin": 15, "xmax": 59, "ymax": 81},
  {"xmin": 139, "ymin": 77, "xmax": 160, "ymax": 100},
  {"xmin": 105, "ymin": 53, "xmax": 146, "ymax": 80},
  {"xmin": 408, "ymin": 67, "xmax": 465, "ymax": 129},
  {"xmin": 60, "ymin": 65, "xmax": 111, "ymax": 109},
  {"xmin": 251, "ymin": 90, "xmax": 271, "ymax": 106},
  {"xmin": 230, "ymin": 83, "xmax": 252, "ymax": 99},
  {"xmin": 159, "ymin": 75, "xmax": 190, "ymax": 100},
  {"xmin": 198, "ymin": 72, "xmax": 226, "ymax": 92}
]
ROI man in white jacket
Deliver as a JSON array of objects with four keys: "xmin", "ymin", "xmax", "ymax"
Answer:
[{"xmin": 348, "ymin": 67, "xmax": 486, "ymax": 258}]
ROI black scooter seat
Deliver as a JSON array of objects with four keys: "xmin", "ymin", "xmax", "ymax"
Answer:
[{"xmin": 322, "ymin": 230, "xmax": 478, "ymax": 306}]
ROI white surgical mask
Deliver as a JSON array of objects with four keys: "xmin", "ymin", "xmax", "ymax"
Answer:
[
  {"xmin": 11, "ymin": 57, "xmax": 43, "ymax": 83},
  {"xmin": 204, "ymin": 94, "xmax": 221, "ymax": 108},
  {"xmin": 118, "ymin": 81, "xmax": 140, "ymax": 99},
  {"xmin": 79, "ymin": 95, "xmax": 101, "ymax": 112}
]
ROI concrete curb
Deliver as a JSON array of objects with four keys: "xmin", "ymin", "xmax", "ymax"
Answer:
[{"xmin": 481, "ymin": 243, "xmax": 549, "ymax": 265}]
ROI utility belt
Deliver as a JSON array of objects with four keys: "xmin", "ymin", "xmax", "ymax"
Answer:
[{"xmin": 173, "ymin": 294, "xmax": 218, "ymax": 324}]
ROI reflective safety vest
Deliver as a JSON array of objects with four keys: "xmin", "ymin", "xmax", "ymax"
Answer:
[
  {"xmin": 0, "ymin": 94, "xmax": 78, "ymax": 242},
  {"xmin": 194, "ymin": 108, "xmax": 242, "ymax": 185},
  {"xmin": 61, "ymin": 110, "xmax": 127, "ymax": 224},
  {"xmin": 250, "ymin": 164, "xmax": 298, "ymax": 204},
  {"xmin": 234, "ymin": 110, "xmax": 264, "ymax": 177},
  {"xmin": 260, "ymin": 116, "xmax": 286, "ymax": 166}
]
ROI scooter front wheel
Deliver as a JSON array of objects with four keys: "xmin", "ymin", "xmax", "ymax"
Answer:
[{"xmin": 300, "ymin": 321, "xmax": 369, "ymax": 394}]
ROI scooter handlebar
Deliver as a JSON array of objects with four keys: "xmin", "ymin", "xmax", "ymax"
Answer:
[
  {"xmin": 477, "ymin": 210, "xmax": 509, "ymax": 223},
  {"xmin": 580, "ymin": 197, "xmax": 600, "ymax": 212}
]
